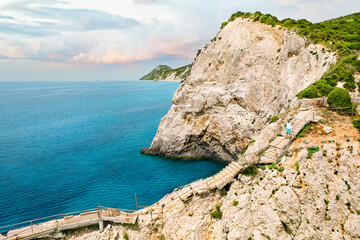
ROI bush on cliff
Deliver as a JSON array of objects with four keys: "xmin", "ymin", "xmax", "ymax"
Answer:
[
  {"xmin": 314, "ymin": 80, "xmax": 334, "ymax": 96},
  {"xmin": 352, "ymin": 119, "xmax": 360, "ymax": 133},
  {"xmin": 326, "ymin": 88, "xmax": 352, "ymax": 108},
  {"xmin": 297, "ymin": 85, "xmax": 320, "ymax": 99}
]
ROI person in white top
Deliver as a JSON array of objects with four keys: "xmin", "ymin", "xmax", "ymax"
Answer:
[{"xmin": 285, "ymin": 119, "xmax": 295, "ymax": 139}]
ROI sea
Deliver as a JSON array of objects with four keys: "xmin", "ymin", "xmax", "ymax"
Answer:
[{"xmin": 0, "ymin": 81, "xmax": 225, "ymax": 229}]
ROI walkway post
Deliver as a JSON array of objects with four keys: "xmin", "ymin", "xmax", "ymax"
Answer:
[{"xmin": 135, "ymin": 193, "xmax": 138, "ymax": 219}]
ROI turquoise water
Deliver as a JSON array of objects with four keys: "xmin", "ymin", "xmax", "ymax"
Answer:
[{"xmin": 0, "ymin": 81, "xmax": 225, "ymax": 228}]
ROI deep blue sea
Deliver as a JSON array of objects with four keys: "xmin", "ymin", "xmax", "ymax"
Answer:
[{"xmin": 0, "ymin": 81, "xmax": 225, "ymax": 228}]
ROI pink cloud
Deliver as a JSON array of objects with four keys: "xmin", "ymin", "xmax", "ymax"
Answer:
[
  {"xmin": 48, "ymin": 54, "xmax": 62, "ymax": 60},
  {"xmin": 31, "ymin": 42, "xmax": 41, "ymax": 54},
  {"xmin": 70, "ymin": 36, "xmax": 198, "ymax": 64},
  {"xmin": 0, "ymin": 42, "xmax": 25, "ymax": 58}
]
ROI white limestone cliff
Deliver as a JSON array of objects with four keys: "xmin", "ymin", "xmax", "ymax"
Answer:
[{"xmin": 142, "ymin": 18, "xmax": 336, "ymax": 162}]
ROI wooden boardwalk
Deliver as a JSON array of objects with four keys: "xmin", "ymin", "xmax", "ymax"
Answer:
[
  {"xmin": 259, "ymin": 110, "xmax": 314, "ymax": 164},
  {"xmin": 1, "ymin": 162, "xmax": 245, "ymax": 239},
  {"xmin": 1, "ymin": 208, "xmax": 137, "ymax": 240}
]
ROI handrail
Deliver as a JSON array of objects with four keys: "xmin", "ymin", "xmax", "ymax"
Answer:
[
  {"xmin": 0, "ymin": 206, "xmax": 141, "ymax": 237},
  {"xmin": 1, "ymin": 160, "xmax": 245, "ymax": 238}
]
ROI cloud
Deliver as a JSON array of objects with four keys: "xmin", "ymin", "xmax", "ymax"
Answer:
[
  {"xmin": 71, "ymin": 33, "xmax": 199, "ymax": 64},
  {"xmin": 31, "ymin": 42, "xmax": 41, "ymax": 54},
  {"xmin": 0, "ymin": 1, "xmax": 140, "ymax": 37},
  {"xmin": 48, "ymin": 53, "xmax": 62, "ymax": 60},
  {"xmin": 0, "ymin": 0, "xmax": 359, "ymax": 68},
  {"xmin": 0, "ymin": 15, "xmax": 13, "ymax": 19},
  {"xmin": 0, "ymin": 42, "xmax": 25, "ymax": 58},
  {"xmin": 133, "ymin": 0, "xmax": 158, "ymax": 4}
]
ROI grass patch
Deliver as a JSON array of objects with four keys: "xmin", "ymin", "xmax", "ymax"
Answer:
[
  {"xmin": 241, "ymin": 165, "xmax": 258, "ymax": 176},
  {"xmin": 295, "ymin": 123, "xmax": 313, "ymax": 139},
  {"xmin": 307, "ymin": 146, "xmax": 320, "ymax": 158}
]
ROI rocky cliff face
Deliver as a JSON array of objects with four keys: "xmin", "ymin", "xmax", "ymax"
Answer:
[
  {"xmin": 141, "ymin": 18, "xmax": 336, "ymax": 162},
  {"xmin": 140, "ymin": 64, "xmax": 192, "ymax": 82},
  {"xmin": 67, "ymin": 111, "xmax": 360, "ymax": 240}
]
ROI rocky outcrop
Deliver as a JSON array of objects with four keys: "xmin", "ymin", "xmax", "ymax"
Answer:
[
  {"xmin": 140, "ymin": 64, "xmax": 192, "ymax": 82},
  {"xmin": 141, "ymin": 17, "xmax": 336, "ymax": 162},
  {"xmin": 66, "ymin": 111, "xmax": 360, "ymax": 239}
]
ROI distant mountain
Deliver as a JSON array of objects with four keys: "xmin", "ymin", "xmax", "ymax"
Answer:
[{"xmin": 140, "ymin": 64, "xmax": 192, "ymax": 82}]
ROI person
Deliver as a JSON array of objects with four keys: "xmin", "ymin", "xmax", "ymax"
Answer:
[{"xmin": 285, "ymin": 119, "xmax": 294, "ymax": 139}]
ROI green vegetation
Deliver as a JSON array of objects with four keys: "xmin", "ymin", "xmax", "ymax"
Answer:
[
  {"xmin": 327, "ymin": 88, "xmax": 352, "ymax": 108},
  {"xmin": 352, "ymin": 119, "xmax": 360, "ymax": 133},
  {"xmin": 241, "ymin": 164, "xmax": 258, "ymax": 176},
  {"xmin": 281, "ymin": 220, "xmax": 293, "ymax": 235},
  {"xmin": 240, "ymin": 140, "xmax": 256, "ymax": 155},
  {"xmin": 307, "ymin": 146, "xmax": 320, "ymax": 158},
  {"xmin": 221, "ymin": 11, "xmax": 360, "ymax": 98},
  {"xmin": 271, "ymin": 116, "xmax": 279, "ymax": 122},
  {"xmin": 268, "ymin": 163, "xmax": 278, "ymax": 170},
  {"xmin": 140, "ymin": 64, "xmax": 192, "ymax": 81},
  {"xmin": 345, "ymin": 180, "xmax": 351, "ymax": 190},
  {"xmin": 295, "ymin": 161, "xmax": 299, "ymax": 170},
  {"xmin": 123, "ymin": 232, "xmax": 129, "ymax": 240},
  {"xmin": 233, "ymin": 200, "xmax": 239, "ymax": 206},
  {"xmin": 295, "ymin": 123, "xmax": 313, "ymax": 139},
  {"xmin": 323, "ymin": 150, "xmax": 327, "ymax": 156},
  {"xmin": 211, "ymin": 204, "xmax": 223, "ymax": 219}
]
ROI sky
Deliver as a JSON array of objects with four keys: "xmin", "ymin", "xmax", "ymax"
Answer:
[{"xmin": 0, "ymin": 0, "xmax": 359, "ymax": 81}]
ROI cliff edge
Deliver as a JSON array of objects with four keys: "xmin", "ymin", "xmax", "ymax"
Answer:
[{"xmin": 141, "ymin": 17, "xmax": 335, "ymax": 162}]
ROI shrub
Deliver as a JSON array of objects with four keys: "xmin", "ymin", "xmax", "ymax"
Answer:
[
  {"xmin": 307, "ymin": 146, "xmax": 320, "ymax": 158},
  {"xmin": 352, "ymin": 119, "xmax": 360, "ymax": 133},
  {"xmin": 297, "ymin": 85, "xmax": 320, "ymax": 99},
  {"xmin": 241, "ymin": 165, "xmax": 258, "ymax": 176},
  {"xmin": 211, "ymin": 204, "xmax": 223, "ymax": 219},
  {"xmin": 314, "ymin": 80, "xmax": 334, "ymax": 96},
  {"xmin": 123, "ymin": 232, "xmax": 129, "ymax": 240},
  {"xmin": 295, "ymin": 161, "xmax": 299, "ymax": 170},
  {"xmin": 278, "ymin": 166, "xmax": 285, "ymax": 172},
  {"xmin": 325, "ymin": 73, "xmax": 339, "ymax": 87},
  {"xmin": 327, "ymin": 88, "xmax": 352, "ymax": 108},
  {"xmin": 271, "ymin": 116, "xmax": 279, "ymax": 122},
  {"xmin": 233, "ymin": 200, "xmax": 239, "ymax": 206},
  {"xmin": 344, "ymin": 81, "xmax": 356, "ymax": 91}
]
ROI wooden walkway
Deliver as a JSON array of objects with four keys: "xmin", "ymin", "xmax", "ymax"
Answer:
[
  {"xmin": 259, "ymin": 110, "xmax": 314, "ymax": 164},
  {"xmin": 1, "ymin": 162, "xmax": 245, "ymax": 239},
  {"xmin": 1, "ymin": 208, "xmax": 137, "ymax": 240}
]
